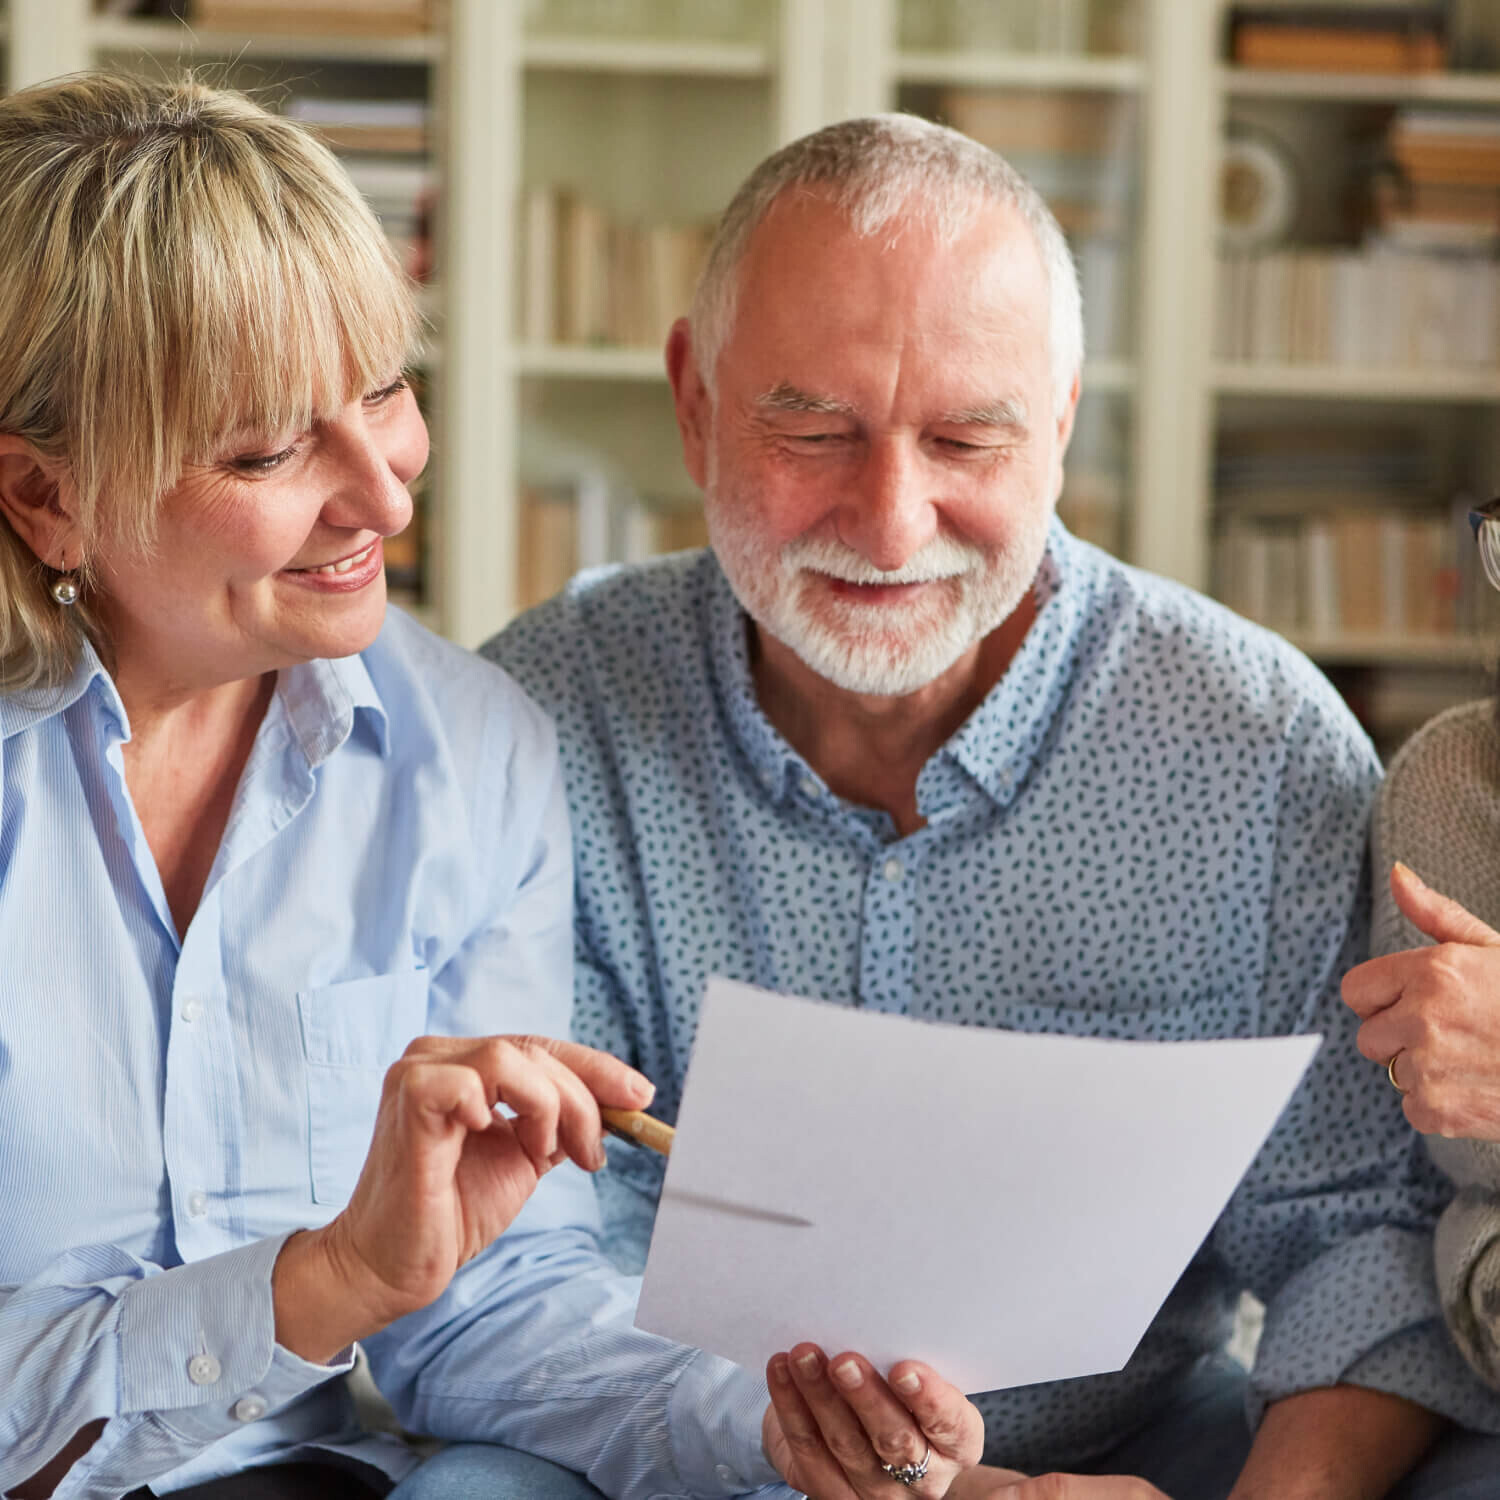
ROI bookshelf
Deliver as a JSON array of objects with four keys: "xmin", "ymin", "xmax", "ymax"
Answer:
[
  {"xmin": 3, "ymin": 0, "xmax": 1499, "ymax": 753},
  {"xmin": 1200, "ymin": 1, "xmax": 1500, "ymax": 750}
]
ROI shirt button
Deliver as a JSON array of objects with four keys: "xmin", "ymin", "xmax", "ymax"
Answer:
[
  {"xmin": 759, "ymin": 768, "xmax": 775, "ymax": 788},
  {"xmin": 883, "ymin": 857, "xmax": 905, "ymax": 882},
  {"xmin": 798, "ymin": 776, "xmax": 819, "ymax": 798},
  {"xmin": 232, "ymin": 1394, "xmax": 267, "ymax": 1423},
  {"xmin": 187, "ymin": 1353, "xmax": 222, "ymax": 1386},
  {"xmin": 186, "ymin": 1190, "xmax": 208, "ymax": 1218},
  {"xmin": 715, "ymin": 1465, "xmax": 735, "ymax": 1484},
  {"xmin": 180, "ymin": 997, "xmax": 204, "ymax": 1023}
]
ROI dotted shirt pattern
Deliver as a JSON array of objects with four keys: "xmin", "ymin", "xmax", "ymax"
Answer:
[{"xmin": 486, "ymin": 523, "xmax": 1500, "ymax": 1471}]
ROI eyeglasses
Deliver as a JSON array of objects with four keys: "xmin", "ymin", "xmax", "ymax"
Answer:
[{"xmin": 1470, "ymin": 498, "xmax": 1500, "ymax": 592}]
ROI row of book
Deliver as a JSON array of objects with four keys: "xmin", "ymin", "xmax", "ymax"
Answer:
[
  {"xmin": 1370, "ymin": 110, "xmax": 1500, "ymax": 252},
  {"xmin": 1215, "ymin": 247, "xmax": 1500, "ymax": 368},
  {"xmin": 1227, "ymin": 3, "xmax": 1449, "ymax": 73},
  {"xmin": 1213, "ymin": 502, "xmax": 1500, "ymax": 640},
  {"xmin": 103, "ymin": 0, "xmax": 437, "ymax": 34},
  {"xmin": 98, "ymin": 0, "xmax": 435, "ymax": 30},
  {"xmin": 515, "ymin": 185, "xmax": 714, "ymax": 350},
  {"xmin": 518, "ymin": 487, "xmax": 708, "ymax": 613}
]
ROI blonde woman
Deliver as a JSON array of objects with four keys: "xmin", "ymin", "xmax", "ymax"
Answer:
[{"xmin": 0, "ymin": 73, "xmax": 982, "ymax": 1500}]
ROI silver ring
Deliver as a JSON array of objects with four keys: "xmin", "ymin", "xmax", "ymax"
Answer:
[{"xmin": 881, "ymin": 1444, "xmax": 931, "ymax": 1487}]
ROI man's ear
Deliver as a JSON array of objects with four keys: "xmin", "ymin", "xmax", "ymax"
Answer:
[
  {"xmin": 665, "ymin": 317, "xmax": 712, "ymax": 490},
  {"xmin": 0, "ymin": 435, "xmax": 80, "ymax": 569},
  {"xmin": 1049, "ymin": 370, "xmax": 1082, "ymax": 507}
]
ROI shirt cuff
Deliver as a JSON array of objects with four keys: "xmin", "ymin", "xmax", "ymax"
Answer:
[
  {"xmin": 1249, "ymin": 1224, "xmax": 1462, "ymax": 1423},
  {"xmin": 1340, "ymin": 1322, "xmax": 1500, "ymax": 1434},
  {"xmin": 667, "ymin": 1351, "xmax": 795, "ymax": 1496},
  {"xmin": 117, "ymin": 1231, "xmax": 353, "ymax": 1442}
]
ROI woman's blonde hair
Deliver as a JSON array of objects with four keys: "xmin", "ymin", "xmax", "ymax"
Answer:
[{"xmin": 0, "ymin": 70, "xmax": 420, "ymax": 692}]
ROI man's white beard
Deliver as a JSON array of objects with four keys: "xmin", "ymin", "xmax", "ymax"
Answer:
[{"xmin": 706, "ymin": 480, "xmax": 1050, "ymax": 698}]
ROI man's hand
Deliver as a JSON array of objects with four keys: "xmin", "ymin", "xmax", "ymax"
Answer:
[
  {"xmin": 950, "ymin": 1472, "xmax": 1168, "ymax": 1499},
  {"xmin": 762, "ymin": 1344, "xmax": 984, "ymax": 1498},
  {"xmin": 1343, "ymin": 862, "xmax": 1500, "ymax": 1139},
  {"xmin": 274, "ymin": 1034, "xmax": 654, "ymax": 1362}
]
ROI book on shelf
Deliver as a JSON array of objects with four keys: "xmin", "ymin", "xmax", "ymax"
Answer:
[
  {"xmin": 1214, "ymin": 507, "xmax": 1473, "ymax": 639},
  {"xmin": 938, "ymin": 90, "xmax": 1133, "ymax": 158},
  {"xmin": 1216, "ymin": 247, "xmax": 1500, "ymax": 369},
  {"xmin": 516, "ymin": 184, "xmax": 713, "ymax": 350},
  {"xmin": 285, "ymin": 98, "xmax": 429, "ymax": 156},
  {"xmin": 518, "ymin": 485, "xmax": 708, "ymax": 611},
  {"xmin": 189, "ymin": 0, "xmax": 435, "ymax": 36},
  {"xmin": 1228, "ymin": 4, "xmax": 1449, "ymax": 72}
]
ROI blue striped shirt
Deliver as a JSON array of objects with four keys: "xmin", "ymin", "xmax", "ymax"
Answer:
[
  {"xmin": 0, "ymin": 609, "xmax": 779, "ymax": 1500},
  {"xmin": 488, "ymin": 524, "xmax": 1500, "ymax": 1471}
]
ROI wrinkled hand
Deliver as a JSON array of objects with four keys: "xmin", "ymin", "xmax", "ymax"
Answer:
[
  {"xmin": 1342, "ymin": 862, "xmax": 1500, "ymax": 1139},
  {"xmin": 950, "ymin": 1470, "xmax": 1170, "ymax": 1499},
  {"xmin": 762, "ymin": 1344, "xmax": 984, "ymax": 1498},
  {"xmin": 276, "ymin": 1034, "xmax": 653, "ymax": 1359}
]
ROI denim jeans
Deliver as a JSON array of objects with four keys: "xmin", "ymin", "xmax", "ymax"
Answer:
[{"xmin": 387, "ymin": 1444, "xmax": 607, "ymax": 1500}]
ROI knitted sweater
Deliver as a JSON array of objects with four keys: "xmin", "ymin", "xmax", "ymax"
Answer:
[{"xmin": 1373, "ymin": 698, "xmax": 1500, "ymax": 1386}]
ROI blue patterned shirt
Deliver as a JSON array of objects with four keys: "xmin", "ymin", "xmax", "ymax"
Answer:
[
  {"xmin": 0, "ymin": 610, "xmax": 777, "ymax": 1500},
  {"xmin": 487, "ymin": 522, "xmax": 1500, "ymax": 1471}
]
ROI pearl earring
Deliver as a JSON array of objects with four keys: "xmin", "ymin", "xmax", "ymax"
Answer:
[{"xmin": 50, "ymin": 553, "xmax": 79, "ymax": 607}]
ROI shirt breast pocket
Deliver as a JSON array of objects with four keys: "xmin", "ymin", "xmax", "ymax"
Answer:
[{"xmin": 298, "ymin": 972, "xmax": 431, "ymax": 1205}]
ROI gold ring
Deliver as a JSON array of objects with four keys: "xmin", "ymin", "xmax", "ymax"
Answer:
[{"xmin": 1387, "ymin": 1050, "xmax": 1408, "ymax": 1096}]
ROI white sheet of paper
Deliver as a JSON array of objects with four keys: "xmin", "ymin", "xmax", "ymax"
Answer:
[{"xmin": 635, "ymin": 978, "xmax": 1321, "ymax": 1393}]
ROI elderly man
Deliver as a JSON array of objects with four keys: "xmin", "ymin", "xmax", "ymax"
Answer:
[{"xmin": 486, "ymin": 117, "xmax": 1500, "ymax": 1498}]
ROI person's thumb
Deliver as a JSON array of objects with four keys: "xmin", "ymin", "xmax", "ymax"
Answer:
[{"xmin": 1391, "ymin": 861, "xmax": 1500, "ymax": 947}]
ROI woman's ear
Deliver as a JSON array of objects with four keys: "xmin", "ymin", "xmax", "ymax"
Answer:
[{"xmin": 0, "ymin": 435, "xmax": 80, "ymax": 569}]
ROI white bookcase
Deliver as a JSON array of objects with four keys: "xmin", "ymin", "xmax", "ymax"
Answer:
[{"xmin": 4, "ymin": 0, "xmax": 1499, "ymax": 749}]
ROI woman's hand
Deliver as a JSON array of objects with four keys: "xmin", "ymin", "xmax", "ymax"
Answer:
[
  {"xmin": 761, "ymin": 1344, "xmax": 984, "ymax": 1498},
  {"xmin": 273, "ymin": 1033, "xmax": 653, "ymax": 1361},
  {"xmin": 1343, "ymin": 862, "xmax": 1500, "ymax": 1140}
]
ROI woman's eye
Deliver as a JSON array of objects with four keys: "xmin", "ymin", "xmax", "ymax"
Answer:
[
  {"xmin": 366, "ymin": 375, "xmax": 410, "ymax": 404},
  {"xmin": 230, "ymin": 444, "xmax": 299, "ymax": 475}
]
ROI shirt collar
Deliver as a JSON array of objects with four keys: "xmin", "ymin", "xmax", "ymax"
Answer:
[
  {"xmin": 277, "ymin": 650, "xmax": 391, "ymax": 767},
  {"xmin": 706, "ymin": 517, "xmax": 1091, "ymax": 811},
  {"xmin": 0, "ymin": 638, "xmax": 127, "ymax": 743},
  {"xmin": 0, "ymin": 635, "xmax": 391, "ymax": 765}
]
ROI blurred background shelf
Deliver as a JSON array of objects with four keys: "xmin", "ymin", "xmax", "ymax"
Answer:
[
  {"xmin": 7, "ymin": 0, "xmax": 1500, "ymax": 754},
  {"xmin": 892, "ymin": 51, "xmax": 1144, "ymax": 89},
  {"xmin": 88, "ymin": 15, "xmax": 443, "ymax": 61},
  {"xmin": 1289, "ymin": 634, "xmax": 1495, "ymax": 667},
  {"xmin": 1220, "ymin": 65, "xmax": 1500, "ymax": 103},
  {"xmin": 1213, "ymin": 365, "xmax": 1500, "ymax": 402},
  {"xmin": 520, "ymin": 35, "xmax": 772, "ymax": 76}
]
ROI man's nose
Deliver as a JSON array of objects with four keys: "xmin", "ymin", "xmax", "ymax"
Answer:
[{"xmin": 839, "ymin": 438, "xmax": 938, "ymax": 573}]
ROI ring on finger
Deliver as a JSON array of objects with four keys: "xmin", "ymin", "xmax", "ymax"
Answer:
[
  {"xmin": 881, "ymin": 1444, "xmax": 931, "ymax": 1487},
  {"xmin": 1387, "ymin": 1049, "xmax": 1408, "ymax": 1096}
]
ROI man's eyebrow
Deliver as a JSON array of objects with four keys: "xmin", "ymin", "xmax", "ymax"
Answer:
[
  {"xmin": 754, "ymin": 383, "xmax": 859, "ymax": 417},
  {"xmin": 939, "ymin": 398, "xmax": 1029, "ymax": 428}
]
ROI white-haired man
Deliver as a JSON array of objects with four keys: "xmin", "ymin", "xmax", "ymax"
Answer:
[{"xmin": 486, "ymin": 116, "xmax": 1500, "ymax": 1498}]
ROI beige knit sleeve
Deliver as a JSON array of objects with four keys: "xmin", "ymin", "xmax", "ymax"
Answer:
[{"xmin": 1372, "ymin": 698, "xmax": 1500, "ymax": 1386}]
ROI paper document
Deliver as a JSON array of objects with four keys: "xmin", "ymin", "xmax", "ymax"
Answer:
[{"xmin": 635, "ymin": 978, "xmax": 1320, "ymax": 1393}]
